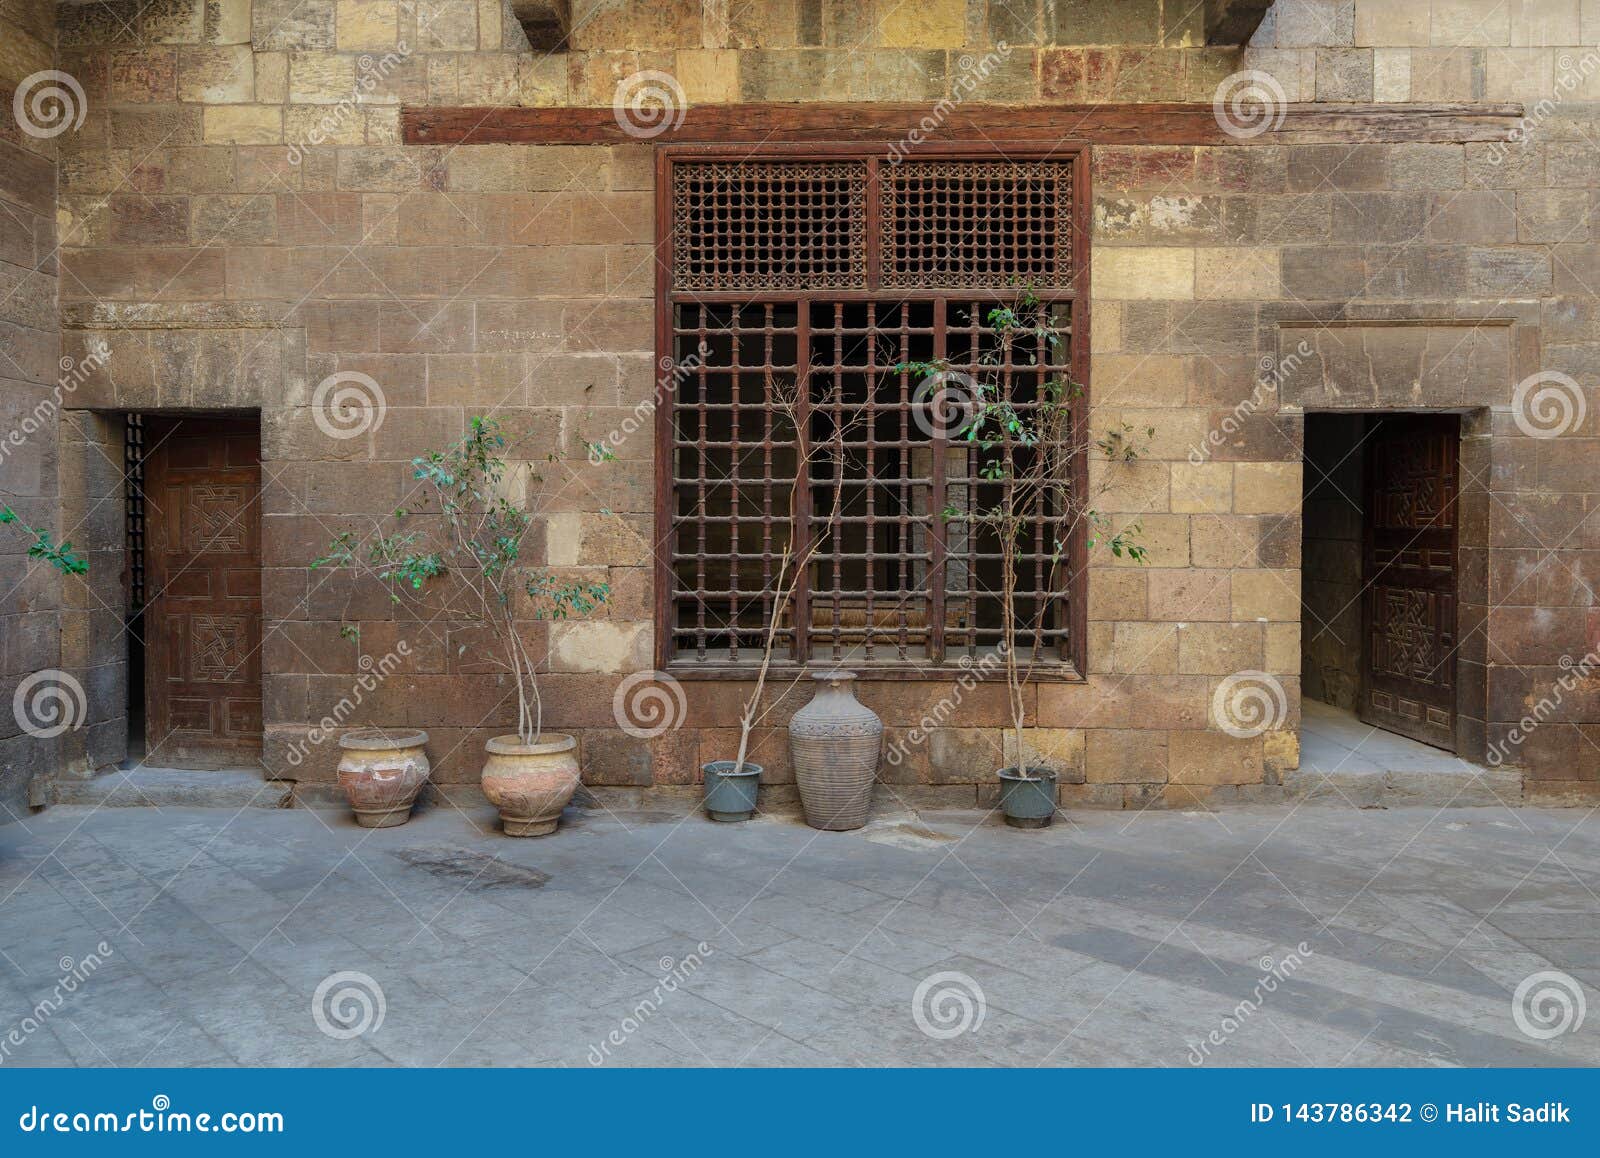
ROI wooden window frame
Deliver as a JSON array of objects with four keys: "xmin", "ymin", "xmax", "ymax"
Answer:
[{"xmin": 653, "ymin": 141, "xmax": 1091, "ymax": 681}]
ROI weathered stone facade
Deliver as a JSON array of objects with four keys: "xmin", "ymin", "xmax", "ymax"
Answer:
[{"xmin": 3, "ymin": 0, "xmax": 1597, "ymax": 819}]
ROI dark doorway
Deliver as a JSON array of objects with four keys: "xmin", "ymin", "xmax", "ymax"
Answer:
[
  {"xmin": 1359, "ymin": 414, "xmax": 1460, "ymax": 751},
  {"xmin": 1302, "ymin": 413, "xmax": 1464, "ymax": 754},
  {"xmin": 141, "ymin": 415, "xmax": 263, "ymax": 767}
]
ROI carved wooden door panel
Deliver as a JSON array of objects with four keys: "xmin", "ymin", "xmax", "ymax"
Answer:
[
  {"xmin": 1360, "ymin": 415, "xmax": 1459, "ymax": 751},
  {"xmin": 143, "ymin": 417, "xmax": 262, "ymax": 766}
]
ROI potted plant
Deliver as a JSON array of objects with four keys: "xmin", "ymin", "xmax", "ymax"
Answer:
[
  {"xmin": 313, "ymin": 417, "xmax": 609, "ymax": 836},
  {"xmin": 904, "ymin": 293, "xmax": 1150, "ymax": 828}
]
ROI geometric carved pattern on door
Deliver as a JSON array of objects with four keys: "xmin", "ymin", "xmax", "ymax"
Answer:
[
  {"xmin": 143, "ymin": 416, "xmax": 263, "ymax": 766},
  {"xmin": 1360, "ymin": 414, "xmax": 1460, "ymax": 751}
]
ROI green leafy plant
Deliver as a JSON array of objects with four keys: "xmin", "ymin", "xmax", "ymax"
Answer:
[
  {"xmin": 312, "ymin": 417, "xmax": 609, "ymax": 743},
  {"xmin": 899, "ymin": 291, "xmax": 1152, "ymax": 776},
  {"xmin": 1, "ymin": 505, "xmax": 88, "ymax": 575}
]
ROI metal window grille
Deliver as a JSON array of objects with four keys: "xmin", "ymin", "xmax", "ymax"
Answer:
[{"xmin": 657, "ymin": 146, "xmax": 1088, "ymax": 677}]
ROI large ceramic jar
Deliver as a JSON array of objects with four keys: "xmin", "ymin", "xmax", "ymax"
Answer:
[
  {"xmin": 789, "ymin": 671, "xmax": 881, "ymax": 831},
  {"xmin": 336, "ymin": 728, "xmax": 431, "ymax": 828},
  {"xmin": 480, "ymin": 733, "xmax": 581, "ymax": 836}
]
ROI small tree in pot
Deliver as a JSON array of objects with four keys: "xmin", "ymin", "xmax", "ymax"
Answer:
[
  {"xmin": 313, "ymin": 416, "xmax": 609, "ymax": 835},
  {"xmin": 700, "ymin": 384, "xmax": 860, "ymax": 822},
  {"xmin": 903, "ymin": 293, "xmax": 1150, "ymax": 828}
]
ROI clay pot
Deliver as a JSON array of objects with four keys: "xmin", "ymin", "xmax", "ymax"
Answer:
[
  {"xmin": 336, "ymin": 728, "xmax": 431, "ymax": 828},
  {"xmin": 480, "ymin": 733, "xmax": 580, "ymax": 837},
  {"xmin": 789, "ymin": 671, "xmax": 882, "ymax": 831}
]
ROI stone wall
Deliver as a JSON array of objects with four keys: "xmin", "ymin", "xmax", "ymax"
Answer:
[
  {"xmin": 22, "ymin": 0, "xmax": 1600, "ymax": 813},
  {"xmin": 0, "ymin": 0, "xmax": 63, "ymax": 820}
]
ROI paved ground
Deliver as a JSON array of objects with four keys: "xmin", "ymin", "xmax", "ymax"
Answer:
[{"xmin": 1, "ymin": 798, "xmax": 1597, "ymax": 1067}]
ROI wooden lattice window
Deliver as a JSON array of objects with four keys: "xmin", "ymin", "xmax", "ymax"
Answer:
[{"xmin": 655, "ymin": 144, "xmax": 1089, "ymax": 677}]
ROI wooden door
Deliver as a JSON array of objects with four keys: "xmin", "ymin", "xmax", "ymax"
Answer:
[
  {"xmin": 143, "ymin": 416, "xmax": 262, "ymax": 766},
  {"xmin": 1360, "ymin": 415, "xmax": 1459, "ymax": 751}
]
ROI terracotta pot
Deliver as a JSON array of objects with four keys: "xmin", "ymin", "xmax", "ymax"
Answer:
[
  {"xmin": 789, "ymin": 671, "xmax": 882, "ymax": 831},
  {"xmin": 336, "ymin": 728, "xmax": 430, "ymax": 828},
  {"xmin": 480, "ymin": 733, "xmax": 580, "ymax": 837}
]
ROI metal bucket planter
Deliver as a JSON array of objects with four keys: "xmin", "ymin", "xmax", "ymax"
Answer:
[
  {"xmin": 702, "ymin": 760, "xmax": 762, "ymax": 822},
  {"xmin": 998, "ymin": 766, "xmax": 1057, "ymax": 829},
  {"xmin": 336, "ymin": 728, "xmax": 431, "ymax": 828},
  {"xmin": 789, "ymin": 671, "xmax": 881, "ymax": 831}
]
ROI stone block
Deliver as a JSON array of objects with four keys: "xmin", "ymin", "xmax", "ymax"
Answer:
[
  {"xmin": 1170, "ymin": 461, "xmax": 1233, "ymax": 513},
  {"xmin": 1086, "ymin": 728, "xmax": 1166, "ymax": 784},
  {"xmin": 1047, "ymin": 0, "xmax": 1160, "ymax": 45},
  {"xmin": 1168, "ymin": 731, "xmax": 1263, "ymax": 785},
  {"xmin": 1230, "ymin": 569, "xmax": 1301, "ymax": 622},
  {"xmin": 1177, "ymin": 622, "xmax": 1264, "ymax": 674},
  {"xmin": 202, "ymin": 105, "xmax": 282, "ymax": 144},
  {"xmin": 177, "ymin": 44, "xmax": 254, "ymax": 102},
  {"xmin": 548, "ymin": 621, "xmax": 651, "ymax": 674},
  {"xmin": 1195, "ymin": 247, "xmax": 1279, "ymax": 300},
  {"xmin": 254, "ymin": 0, "xmax": 337, "ymax": 50},
  {"xmin": 1233, "ymin": 462, "xmax": 1300, "ymax": 514},
  {"xmin": 336, "ymin": 0, "xmax": 399, "ymax": 48},
  {"xmin": 1091, "ymin": 248, "xmax": 1194, "ymax": 300},
  {"xmin": 1355, "ymin": 0, "xmax": 1430, "ymax": 45}
]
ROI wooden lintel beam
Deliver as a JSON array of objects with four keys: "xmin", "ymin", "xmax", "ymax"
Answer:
[
  {"xmin": 1205, "ymin": 0, "xmax": 1278, "ymax": 45},
  {"xmin": 402, "ymin": 102, "xmax": 1521, "ymax": 148}
]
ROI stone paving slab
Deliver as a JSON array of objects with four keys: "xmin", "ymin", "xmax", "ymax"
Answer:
[{"xmin": 1, "ymin": 801, "xmax": 1597, "ymax": 1067}]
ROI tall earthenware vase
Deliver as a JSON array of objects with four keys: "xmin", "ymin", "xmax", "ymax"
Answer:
[{"xmin": 789, "ymin": 671, "xmax": 881, "ymax": 831}]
